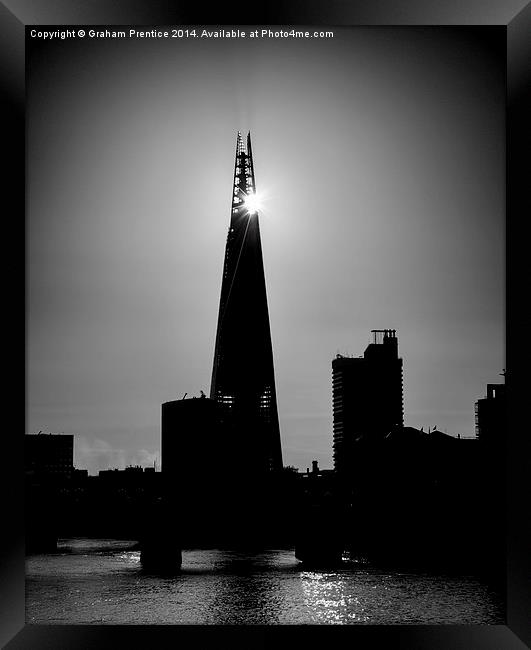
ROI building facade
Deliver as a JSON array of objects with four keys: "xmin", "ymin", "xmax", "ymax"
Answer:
[
  {"xmin": 475, "ymin": 381, "xmax": 506, "ymax": 443},
  {"xmin": 161, "ymin": 396, "xmax": 222, "ymax": 481},
  {"xmin": 24, "ymin": 433, "xmax": 74, "ymax": 479},
  {"xmin": 332, "ymin": 329, "xmax": 404, "ymax": 473},
  {"xmin": 210, "ymin": 132, "xmax": 283, "ymax": 474}
]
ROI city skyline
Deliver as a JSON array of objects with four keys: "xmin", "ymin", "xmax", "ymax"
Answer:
[{"xmin": 27, "ymin": 28, "xmax": 505, "ymax": 475}]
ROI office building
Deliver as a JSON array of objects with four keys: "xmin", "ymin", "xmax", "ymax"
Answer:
[
  {"xmin": 24, "ymin": 432, "xmax": 74, "ymax": 479},
  {"xmin": 332, "ymin": 329, "xmax": 403, "ymax": 473},
  {"xmin": 161, "ymin": 395, "xmax": 222, "ymax": 485}
]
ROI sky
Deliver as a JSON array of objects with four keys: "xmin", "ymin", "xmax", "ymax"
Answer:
[{"xmin": 26, "ymin": 27, "xmax": 505, "ymax": 474}]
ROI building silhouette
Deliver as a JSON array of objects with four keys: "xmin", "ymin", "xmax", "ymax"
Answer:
[
  {"xmin": 475, "ymin": 380, "xmax": 506, "ymax": 443},
  {"xmin": 332, "ymin": 329, "xmax": 403, "ymax": 473},
  {"xmin": 210, "ymin": 132, "xmax": 283, "ymax": 474},
  {"xmin": 161, "ymin": 395, "xmax": 224, "ymax": 495},
  {"xmin": 24, "ymin": 432, "xmax": 74, "ymax": 480},
  {"xmin": 24, "ymin": 433, "xmax": 74, "ymax": 552},
  {"xmin": 160, "ymin": 393, "xmax": 281, "ymax": 546}
]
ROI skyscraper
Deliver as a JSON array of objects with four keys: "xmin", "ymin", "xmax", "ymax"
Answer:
[
  {"xmin": 210, "ymin": 132, "xmax": 283, "ymax": 474},
  {"xmin": 332, "ymin": 329, "xmax": 404, "ymax": 473}
]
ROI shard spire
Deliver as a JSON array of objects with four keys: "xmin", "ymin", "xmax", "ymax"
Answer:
[{"xmin": 210, "ymin": 132, "xmax": 283, "ymax": 473}]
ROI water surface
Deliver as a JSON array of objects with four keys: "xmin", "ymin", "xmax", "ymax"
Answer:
[{"xmin": 25, "ymin": 538, "xmax": 505, "ymax": 625}]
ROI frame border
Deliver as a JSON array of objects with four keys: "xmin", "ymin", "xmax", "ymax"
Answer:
[{"xmin": 8, "ymin": 0, "xmax": 530, "ymax": 647}]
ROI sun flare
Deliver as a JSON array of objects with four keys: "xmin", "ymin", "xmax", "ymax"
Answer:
[{"xmin": 243, "ymin": 191, "xmax": 263, "ymax": 215}]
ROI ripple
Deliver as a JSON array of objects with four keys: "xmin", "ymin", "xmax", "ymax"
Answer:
[{"xmin": 26, "ymin": 542, "xmax": 505, "ymax": 625}]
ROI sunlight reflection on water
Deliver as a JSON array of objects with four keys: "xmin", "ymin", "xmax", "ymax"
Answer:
[
  {"xmin": 300, "ymin": 571, "xmax": 370, "ymax": 623},
  {"xmin": 26, "ymin": 540, "xmax": 505, "ymax": 625}
]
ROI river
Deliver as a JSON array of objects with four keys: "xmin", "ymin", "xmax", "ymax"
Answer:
[{"xmin": 25, "ymin": 538, "xmax": 505, "ymax": 625}]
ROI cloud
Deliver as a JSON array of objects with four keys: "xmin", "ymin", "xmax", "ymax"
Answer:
[{"xmin": 75, "ymin": 436, "xmax": 160, "ymax": 475}]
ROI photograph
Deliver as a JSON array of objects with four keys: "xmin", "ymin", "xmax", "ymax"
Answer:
[{"xmin": 25, "ymin": 23, "xmax": 506, "ymax": 625}]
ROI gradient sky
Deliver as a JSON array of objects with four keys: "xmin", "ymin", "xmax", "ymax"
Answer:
[{"xmin": 27, "ymin": 27, "xmax": 505, "ymax": 474}]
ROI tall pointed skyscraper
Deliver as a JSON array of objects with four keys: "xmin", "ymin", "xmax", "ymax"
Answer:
[{"xmin": 210, "ymin": 132, "xmax": 283, "ymax": 473}]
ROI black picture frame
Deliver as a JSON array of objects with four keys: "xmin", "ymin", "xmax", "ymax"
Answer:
[{"xmin": 8, "ymin": 0, "xmax": 530, "ymax": 647}]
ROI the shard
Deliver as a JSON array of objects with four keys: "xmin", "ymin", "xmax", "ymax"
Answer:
[{"xmin": 210, "ymin": 132, "xmax": 283, "ymax": 474}]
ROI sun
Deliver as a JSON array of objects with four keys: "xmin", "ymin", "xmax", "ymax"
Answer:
[{"xmin": 242, "ymin": 191, "xmax": 263, "ymax": 215}]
